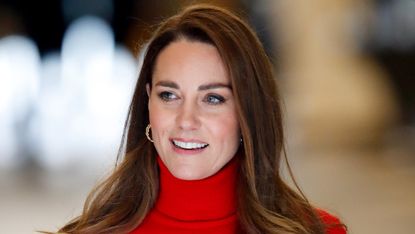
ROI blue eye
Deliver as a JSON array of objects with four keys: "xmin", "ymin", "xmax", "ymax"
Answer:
[
  {"xmin": 205, "ymin": 94, "xmax": 225, "ymax": 105},
  {"xmin": 158, "ymin": 91, "xmax": 177, "ymax": 101}
]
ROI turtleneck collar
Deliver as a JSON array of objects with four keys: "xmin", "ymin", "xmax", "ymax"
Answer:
[{"xmin": 154, "ymin": 155, "xmax": 239, "ymax": 221}]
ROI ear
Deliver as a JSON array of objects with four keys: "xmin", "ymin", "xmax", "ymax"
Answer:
[{"xmin": 146, "ymin": 83, "xmax": 151, "ymax": 98}]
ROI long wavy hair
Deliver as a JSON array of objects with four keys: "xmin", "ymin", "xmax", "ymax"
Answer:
[{"xmin": 59, "ymin": 4, "xmax": 327, "ymax": 234}]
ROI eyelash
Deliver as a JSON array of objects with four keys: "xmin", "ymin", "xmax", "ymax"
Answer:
[
  {"xmin": 204, "ymin": 94, "xmax": 225, "ymax": 105},
  {"xmin": 158, "ymin": 91, "xmax": 177, "ymax": 101},
  {"xmin": 157, "ymin": 91, "xmax": 225, "ymax": 105}
]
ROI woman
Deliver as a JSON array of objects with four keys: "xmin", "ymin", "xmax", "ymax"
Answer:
[{"xmin": 58, "ymin": 4, "xmax": 346, "ymax": 234}]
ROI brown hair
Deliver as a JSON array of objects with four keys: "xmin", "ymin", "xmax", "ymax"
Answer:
[{"xmin": 59, "ymin": 4, "xmax": 328, "ymax": 234}]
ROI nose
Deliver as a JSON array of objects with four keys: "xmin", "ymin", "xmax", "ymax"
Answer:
[{"xmin": 176, "ymin": 101, "xmax": 201, "ymax": 131}]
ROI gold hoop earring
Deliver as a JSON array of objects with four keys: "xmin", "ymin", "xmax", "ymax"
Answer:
[{"xmin": 145, "ymin": 124, "xmax": 154, "ymax": 143}]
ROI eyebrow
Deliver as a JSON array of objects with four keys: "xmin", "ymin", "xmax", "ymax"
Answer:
[
  {"xmin": 155, "ymin": 81, "xmax": 232, "ymax": 91},
  {"xmin": 199, "ymin": 83, "xmax": 232, "ymax": 91},
  {"xmin": 155, "ymin": 81, "xmax": 178, "ymax": 89}
]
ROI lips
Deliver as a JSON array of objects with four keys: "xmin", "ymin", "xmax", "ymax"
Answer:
[{"xmin": 170, "ymin": 138, "xmax": 209, "ymax": 151}]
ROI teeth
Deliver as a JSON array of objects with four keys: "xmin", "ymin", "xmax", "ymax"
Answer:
[{"xmin": 173, "ymin": 140, "xmax": 208, "ymax": 150}]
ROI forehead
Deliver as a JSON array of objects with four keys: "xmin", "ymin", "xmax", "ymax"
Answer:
[{"xmin": 152, "ymin": 40, "xmax": 229, "ymax": 85}]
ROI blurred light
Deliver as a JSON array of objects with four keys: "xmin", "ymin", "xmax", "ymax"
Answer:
[
  {"xmin": 30, "ymin": 51, "xmax": 68, "ymax": 169},
  {"xmin": 0, "ymin": 35, "xmax": 40, "ymax": 168},
  {"xmin": 34, "ymin": 16, "xmax": 137, "ymax": 170},
  {"xmin": 61, "ymin": 16, "xmax": 114, "ymax": 95}
]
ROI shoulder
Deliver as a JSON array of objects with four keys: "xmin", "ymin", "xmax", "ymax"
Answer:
[{"xmin": 316, "ymin": 209, "xmax": 347, "ymax": 234}]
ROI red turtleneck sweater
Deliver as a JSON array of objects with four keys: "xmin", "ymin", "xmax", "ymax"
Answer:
[{"xmin": 130, "ymin": 157, "xmax": 346, "ymax": 234}]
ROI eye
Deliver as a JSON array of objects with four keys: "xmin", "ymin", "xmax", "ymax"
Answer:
[
  {"xmin": 204, "ymin": 94, "xmax": 225, "ymax": 105},
  {"xmin": 158, "ymin": 91, "xmax": 178, "ymax": 101}
]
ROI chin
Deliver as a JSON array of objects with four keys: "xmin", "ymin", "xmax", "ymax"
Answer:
[
  {"xmin": 167, "ymin": 164, "xmax": 213, "ymax": 180},
  {"xmin": 171, "ymin": 169, "xmax": 206, "ymax": 181}
]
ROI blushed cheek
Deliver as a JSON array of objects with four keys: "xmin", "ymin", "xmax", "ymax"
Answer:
[
  {"xmin": 149, "ymin": 103, "xmax": 164, "ymax": 141},
  {"xmin": 150, "ymin": 105, "xmax": 177, "ymax": 152},
  {"xmin": 211, "ymin": 115, "xmax": 239, "ymax": 148},
  {"xmin": 149, "ymin": 117, "xmax": 166, "ymax": 159}
]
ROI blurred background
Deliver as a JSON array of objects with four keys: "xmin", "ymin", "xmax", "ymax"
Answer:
[{"xmin": 0, "ymin": 0, "xmax": 414, "ymax": 233}]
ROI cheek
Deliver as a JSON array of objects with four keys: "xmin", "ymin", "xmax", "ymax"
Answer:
[
  {"xmin": 148, "ymin": 101, "xmax": 169, "ymax": 139},
  {"xmin": 207, "ymin": 112, "xmax": 240, "ymax": 146}
]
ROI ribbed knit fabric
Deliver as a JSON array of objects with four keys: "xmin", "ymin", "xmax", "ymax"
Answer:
[{"xmin": 130, "ymin": 156, "xmax": 346, "ymax": 234}]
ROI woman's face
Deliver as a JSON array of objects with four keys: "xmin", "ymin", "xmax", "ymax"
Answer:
[{"xmin": 147, "ymin": 39, "xmax": 240, "ymax": 180}]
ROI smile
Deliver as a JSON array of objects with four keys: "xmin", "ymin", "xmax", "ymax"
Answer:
[{"xmin": 172, "ymin": 140, "xmax": 209, "ymax": 150}]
